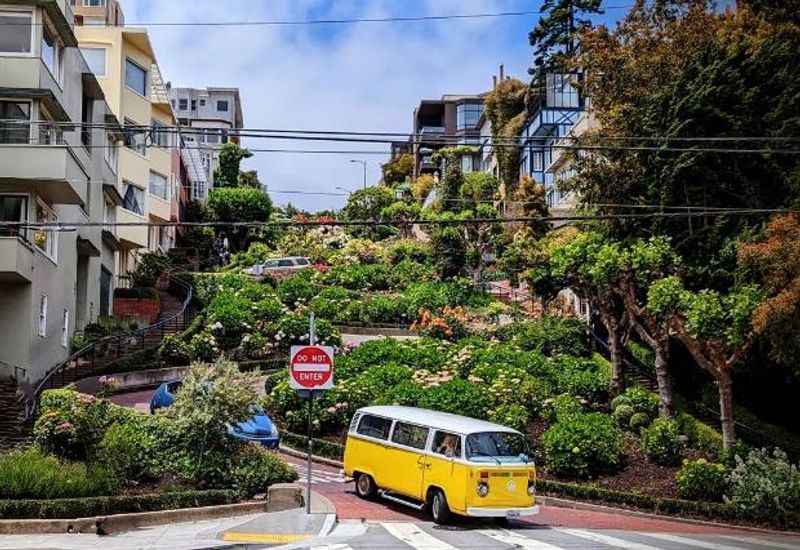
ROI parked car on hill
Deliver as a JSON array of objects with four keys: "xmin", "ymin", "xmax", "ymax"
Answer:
[
  {"xmin": 149, "ymin": 380, "xmax": 280, "ymax": 448},
  {"xmin": 245, "ymin": 257, "xmax": 312, "ymax": 280}
]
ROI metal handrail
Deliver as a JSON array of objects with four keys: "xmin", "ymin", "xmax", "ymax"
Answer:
[{"xmin": 28, "ymin": 271, "xmax": 194, "ymax": 416}]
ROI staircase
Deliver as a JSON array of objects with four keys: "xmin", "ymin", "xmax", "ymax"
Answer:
[
  {"xmin": 0, "ymin": 380, "xmax": 30, "ymax": 450},
  {"xmin": 0, "ymin": 274, "xmax": 194, "ymax": 449}
]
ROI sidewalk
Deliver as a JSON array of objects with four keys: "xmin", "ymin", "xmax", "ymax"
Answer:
[{"xmin": 0, "ymin": 492, "xmax": 336, "ymax": 550}]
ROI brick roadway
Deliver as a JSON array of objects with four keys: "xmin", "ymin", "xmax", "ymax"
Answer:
[{"xmin": 279, "ymin": 453, "xmax": 751, "ymax": 535}]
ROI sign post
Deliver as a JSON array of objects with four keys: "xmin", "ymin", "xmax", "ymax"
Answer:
[{"xmin": 289, "ymin": 314, "xmax": 334, "ymax": 514}]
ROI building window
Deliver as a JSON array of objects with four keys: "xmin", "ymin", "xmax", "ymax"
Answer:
[
  {"xmin": 217, "ymin": 100, "xmax": 229, "ymax": 112},
  {"xmin": 456, "ymin": 103, "xmax": 483, "ymax": 131},
  {"xmin": 105, "ymin": 134, "xmax": 118, "ymax": 172},
  {"xmin": 123, "ymin": 118, "xmax": 146, "ymax": 156},
  {"xmin": 38, "ymin": 295, "xmax": 48, "ymax": 337},
  {"xmin": 83, "ymin": 0, "xmax": 106, "ymax": 6},
  {"xmin": 178, "ymin": 98, "xmax": 188, "ymax": 111},
  {"xmin": 546, "ymin": 73, "xmax": 580, "ymax": 108},
  {"xmin": 0, "ymin": 101, "xmax": 31, "ymax": 144},
  {"xmin": 41, "ymin": 23, "xmax": 63, "ymax": 83},
  {"xmin": 80, "ymin": 47, "xmax": 106, "ymax": 77},
  {"xmin": 199, "ymin": 99, "xmax": 206, "ymax": 107},
  {"xmin": 34, "ymin": 201, "xmax": 58, "ymax": 261},
  {"xmin": 81, "ymin": 95, "xmax": 93, "ymax": 148},
  {"xmin": 170, "ymin": 99, "xmax": 176, "ymax": 109},
  {"xmin": 37, "ymin": 107, "xmax": 62, "ymax": 145},
  {"xmin": 122, "ymin": 182, "xmax": 145, "ymax": 215},
  {"xmin": 532, "ymin": 149, "xmax": 544, "ymax": 172},
  {"xmin": 0, "ymin": 11, "xmax": 32, "ymax": 54},
  {"xmin": 151, "ymin": 120, "xmax": 169, "ymax": 148},
  {"xmin": 125, "ymin": 58, "xmax": 147, "ymax": 97},
  {"xmin": 204, "ymin": 130, "xmax": 220, "ymax": 144},
  {"xmin": 149, "ymin": 171, "xmax": 168, "ymax": 200},
  {"xmin": 0, "ymin": 195, "xmax": 27, "ymax": 237},
  {"xmin": 61, "ymin": 309, "xmax": 69, "ymax": 348},
  {"xmin": 191, "ymin": 99, "xmax": 197, "ymax": 111}
]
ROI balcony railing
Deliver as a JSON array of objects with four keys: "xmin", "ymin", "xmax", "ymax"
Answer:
[
  {"xmin": 0, "ymin": 121, "xmax": 66, "ymax": 146},
  {"xmin": 419, "ymin": 126, "xmax": 445, "ymax": 135}
]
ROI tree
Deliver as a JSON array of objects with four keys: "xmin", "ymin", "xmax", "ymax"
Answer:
[
  {"xmin": 647, "ymin": 277, "xmax": 762, "ymax": 450},
  {"xmin": 529, "ymin": 230, "xmax": 630, "ymax": 393},
  {"xmin": 238, "ymin": 170, "xmax": 261, "ymax": 188},
  {"xmin": 341, "ymin": 186, "xmax": 396, "ymax": 240},
  {"xmin": 207, "ymin": 187, "xmax": 273, "ymax": 252},
  {"xmin": 426, "ymin": 210, "xmax": 467, "ymax": 280},
  {"xmin": 431, "ymin": 146, "xmax": 477, "ymax": 213},
  {"xmin": 380, "ymin": 201, "xmax": 421, "ymax": 239},
  {"xmin": 515, "ymin": 175, "xmax": 551, "ymax": 237},
  {"xmin": 528, "ymin": 0, "xmax": 603, "ymax": 73},
  {"xmin": 738, "ymin": 214, "xmax": 800, "ymax": 372},
  {"xmin": 382, "ymin": 154, "xmax": 414, "ymax": 185},
  {"xmin": 484, "ymin": 79, "xmax": 527, "ymax": 203},
  {"xmin": 213, "ymin": 143, "xmax": 253, "ymax": 188}
]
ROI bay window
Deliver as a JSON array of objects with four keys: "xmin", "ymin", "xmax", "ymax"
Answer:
[
  {"xmin": 80, "ymin": 47, "xmax": 106, "ymax": 77},
  {"xmin": 0, "ymin": 101, "xmax": 30, "ymax": 144},
  {"xmin": 149, "ymin": 171, "xmax": 168, "ymax": 201},
  {"xmin": 0, "ymin": 195, "xmax": 27, "ymax": 237},
  {"xmin": 0, "ymin": 11, "xmax": 32, "ymax": 54}
]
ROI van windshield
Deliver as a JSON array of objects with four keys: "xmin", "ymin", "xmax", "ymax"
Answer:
[{"xmin": 465, "ymin": 432, "xmax": 530, "ymax": 464}]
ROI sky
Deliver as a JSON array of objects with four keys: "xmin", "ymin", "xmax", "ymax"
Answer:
[{"xmin": 121, "ymin": 0, "xmax": 630, "ymax": 211}]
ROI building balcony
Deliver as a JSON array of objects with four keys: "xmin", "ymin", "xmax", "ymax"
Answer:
[
  {"xmin": 419, "ymin": 126, "xmax": 445, "ymax": 136},
  {"xmin": 0, "ymin": 138, "xmax": 88, "ymax": 206},
  {"xmin": 148, "ymin": 193, "xmax": 171, "ymax": 222},
  {"xmin": 117, "ymin": 208, "xmax": 148, "ymax": 250},
  {"xmin": 0, "ymin": 236, "xmax": 35, "ymax": 284}
]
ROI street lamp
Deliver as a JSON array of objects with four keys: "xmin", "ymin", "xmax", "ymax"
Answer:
[
  {"xmin": 349, "ymin": 159, "xmax": 367, "ymax": 190},
  {"xmin": 335, "ymin": 186, "xmax": 354, "ymax": 195}
]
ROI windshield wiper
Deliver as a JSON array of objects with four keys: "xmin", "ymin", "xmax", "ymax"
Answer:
[{"xmin": 468, "ymin": 449, "xmax": 502, "ymax": 465}]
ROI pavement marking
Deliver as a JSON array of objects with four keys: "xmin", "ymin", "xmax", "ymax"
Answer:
[
  {"xmin": 381, "ymin": 522, "xmax": 458, "ymax": 550},
  {"xmin": 719, "ymin": 535, "xmax": 800, "ymax": 550},
  {"xmin": 221, "ymin": 532, "xmax": 311, "ymax": 544},
  {"xmin": 310, "ymin": 545, "xmax": 353, "ymax": 550},
  {"xmin": 641, "ymin": 533, "xmax": 756, "ymax": 550},
  {"xmin": 291, "ymin": 464, "xmax": 347, "ymax": 484},
  {"xmin": 555, "ymin": 528, "xmax": 662, "ymax": 550},
  {"xmin": 479, "ymin": 528, "xmax": 566, "ymax": 549}
]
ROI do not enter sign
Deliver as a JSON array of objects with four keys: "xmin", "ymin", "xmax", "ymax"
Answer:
[{"xmin": 289, "ymin": 345, "xmax": 335, "ymax": 390}]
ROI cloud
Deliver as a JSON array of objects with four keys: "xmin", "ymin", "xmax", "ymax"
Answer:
[{"xmin": 122, "ymin": 0, "xmax": 535, "ymax": 210}]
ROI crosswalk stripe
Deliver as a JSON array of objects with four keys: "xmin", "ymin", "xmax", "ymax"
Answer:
[
  {"xmin": 310, "ymin": 545, "xmax": 353, "ymax": 550},
  {"xmin": 479, "ymin": 529, "xmax": 566, "ymax": 549},
  {"xmin": 642, "ymin": 533, "xmax": 756, "ymax": 550},
  {"xmin": 381, "ymin": 522, "xmax": 457, "ymax": 550},
  {"xmin": 556, "ymin": 528, "xmax": 662, "ymax": 549},
  {"xmin": 719, "ymin": 535, "xmax": 800, "ymax": 550}
]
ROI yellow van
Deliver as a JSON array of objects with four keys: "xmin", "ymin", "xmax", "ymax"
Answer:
[{"xmin": 343, "ymin": 405, "xmax": 539, "ymax": 524}]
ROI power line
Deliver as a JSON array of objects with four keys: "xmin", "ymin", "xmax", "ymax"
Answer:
[
  {"xmin": 4, "ymin": 209, "xmax": 796, "ymax": 232},
  {"xmin": 2, "ymin": 6, "xmax": 635, "ymax": 28}
]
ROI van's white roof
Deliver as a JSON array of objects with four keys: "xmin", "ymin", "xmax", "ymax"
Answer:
[{"xmin": 356, "ymin": 406, "xmax": 520, "ymax": 436}]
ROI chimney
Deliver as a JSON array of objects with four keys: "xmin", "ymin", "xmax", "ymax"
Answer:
[{"xmin": 499, "ymin": 64, "xmax": 505, "ymax": 81}]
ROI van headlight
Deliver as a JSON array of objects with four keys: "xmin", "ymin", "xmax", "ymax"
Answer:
[{"xmin": 477, "ymin": 482, "xmax": 489, "ymax": 497}]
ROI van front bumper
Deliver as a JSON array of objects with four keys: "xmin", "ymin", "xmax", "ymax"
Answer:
[{"xmin": 466, "ymin": 505, "xmax": 540, "ymax": 518}]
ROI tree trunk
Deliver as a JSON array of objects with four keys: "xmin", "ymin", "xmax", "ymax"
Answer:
[
  {"xmin": 717, "ymin": 368, "xmax": 736, "ymax": 451},
  {"xmin": 653, "ymin": 337, "xmax": 675, "ymax": 417},
  {"xmin": 606, "ymin": 318, "xmax": 625, "ymax": 395}
]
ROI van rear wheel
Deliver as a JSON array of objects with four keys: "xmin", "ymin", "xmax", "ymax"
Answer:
[
  {"xmin": 355, "ymin": 473, "xmax": 376, "ymax": 499},
  {"xmin": 430, "ymin": 489, "xmax": 451, "ymax": 525}
]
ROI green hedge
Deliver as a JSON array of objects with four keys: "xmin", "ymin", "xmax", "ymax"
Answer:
[
  {"xmin": 536, "ymin": 479, "xmax": 800, "ymax": 529},
  {"xmin": 282, "ymin": 431, "xmax": 344, "ymax": 461},
  {"xmin": 0, "ymin": 490, "xmax": 238, "ymax": 520}
]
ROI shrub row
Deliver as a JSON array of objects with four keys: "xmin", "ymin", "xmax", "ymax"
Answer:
[
  {"xmin": 281, "ymin": 431, "xmax": 345, "ymax": 461},
  {"xmin": 0, "ymin": 490, "xmax": 238, "ymax": 520},
  {"xmin": 536, "ymin": 479, "xmax": 800, "ymax": 529}
]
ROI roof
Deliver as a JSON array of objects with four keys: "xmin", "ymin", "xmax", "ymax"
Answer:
[{"xmin": 357, "ymin": 406, "xmax": 520, "ymax": 436}]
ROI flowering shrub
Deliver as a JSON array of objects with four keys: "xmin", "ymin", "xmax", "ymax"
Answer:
[
  {"xmin": 309, "ymin": 286, "xmax": 359, "ymax": 321},
  {"xmin": 544, "ymin": 393, "xmax": 585, "ymax": 422},
  {"xmin": 418, "ymin": 379, "xmax": 490, "ymax": 419},
  {"xmin": 268, "ymin": 314, "xmax": 341, "ymax": 353},
  {"xmin": 34, "ymin": 390, "xmax": 114, "ymax": 460},
  {"xmin": 96, "ymin": 376, "xmax": 121, "ymax": 398},
  {"xmin": 384, "ymin": 239, "xmax": 434, "ymax": 266},
  {"xmin": 488, "ymin": 403, "xmax": 529, "ymax": 432},
  {"xmin": 611, "ymin": 387, "xmax": 660, "ymax": 421},
  {"xmin": 387, "ymin": 259, "xmax": 436, "ymax": 289},
  {"xmin": 159, "ymin": 335, "xmax": 193, "ymax": 366},
  {"xmin": 641, "ymin": 418, "xmax": 684, "ymax": 465},
  {"xmin": 320, "ymin": 263, "xmax": 391, "ymax": 291},
  {"xmin": 629, "ymin": 412, "xmax": 651, "ymax": 432},
  {"xmin": 193, "ymin": 273, "xmax": 252, "ymax": 305},
  {"xmin": 97, "ymin": 416, "xmax": 163, "ymax": 483},
  {"xmin": 612, "ymin": 404, "xmax": 635, "ymax": 427},
  {"xmin": 403, "ymin": 280, "xmax": 490, "ymax": 313},
  {"xmin": 277, "ymin": 270, "xmax": 319, "ymax": 306},
  {"xmin": 541, "ymin": 413, "xmax": 624, "ymax": 478},
  {"xmin": 359, "ymin": 294, "xmax": 413, "ymax": 325},
  {"xmin": 238, "ymin": 333, "xmax": 274, "ymax": 360},
  {"xmin": 726, "ymin": 448, "xmax": 800, "ymax": 522},
  {"xmin": 190, "ymin": 330, "xmax": 220, "ymax": 362},
  {"xmin": 549, "ymin": 356, "xmax": 610, "ymax": 402},
  {"xmin": 676, "ymin": 459, "xmax": 728, "ymax": 502},
  {"xmin": 496, "ymin": 316, "xmax": 591, "ymax": 357},
  {"xmin": 206, "ymin": 292, "xmax": 256, "ymax": 349},
  {"xmin": 328, "ymin": 238, "xmax": 384, "ymax": 265},
  {"xmin": 412, "ymin": 307, "xmax": 469, "ymax": 341}
]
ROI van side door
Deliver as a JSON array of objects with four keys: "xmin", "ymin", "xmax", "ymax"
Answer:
[
  {"xmin": 385, "ymin": 422, "xmax": 430, "ymax": 500},
  {"xmin": 423, "ymin": 430, "xmax": 468, "ymax": 514}
]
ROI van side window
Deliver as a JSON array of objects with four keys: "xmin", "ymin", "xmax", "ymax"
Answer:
[
  {"xmin": 357, "ymin": 415, "xmax": 392, "ymax": 440},
  {"xmin": 349, "ymin": 413, "xmax": 361, "ymax": 433},
  {"xmin": 278, "ymin": 259, "xmax": 294, "ymax": 267},
  {"xmin": 391, "ymin": 422, "xmax": 429, "ymax": 450},
  {"xmin": 432, "ymin": 431, "xmax": 462, "ymax": 459}
]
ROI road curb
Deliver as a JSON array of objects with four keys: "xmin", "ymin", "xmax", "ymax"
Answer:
[
  {"xmin": 280, "ymin": 445, "xmax": 344, "ymax": 469},
  {"xmin": 541, "ymin": 496, "xmax": 798, "ymax": 535}
]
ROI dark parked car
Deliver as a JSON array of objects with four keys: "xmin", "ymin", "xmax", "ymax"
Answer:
[{"xmin": 149, "ymin": 380, "xmax": 280, "ymax": 449}]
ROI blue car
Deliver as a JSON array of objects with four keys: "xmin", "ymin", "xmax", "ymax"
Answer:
[{"xmin": 149, "ymin": 380, "xmax": 281, "ymax": 449}]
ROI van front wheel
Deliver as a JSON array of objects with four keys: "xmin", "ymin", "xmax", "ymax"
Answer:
[
  {"xmin": 355, "ymin": 473, "xmax": 376, "ymax": 499},
  {"xmin": 430, "ymin": 490, "xmax": 451, "ymax": 524}
]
